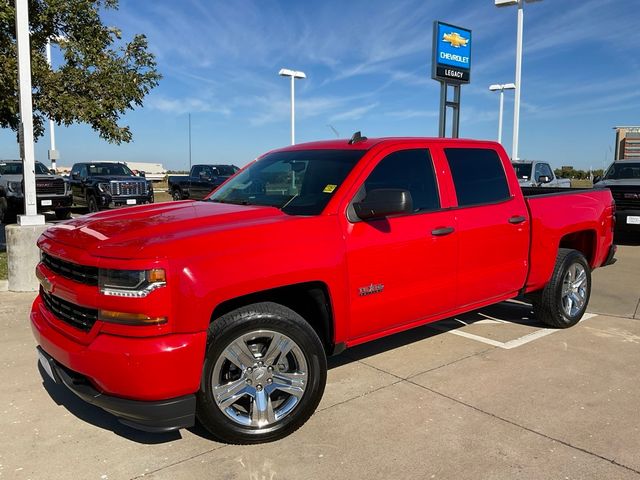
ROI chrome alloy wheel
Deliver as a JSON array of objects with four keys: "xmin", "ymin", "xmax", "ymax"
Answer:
[
  {"xmin": 211, "ymin": 330, "xmax": 308, "ymax": 428},
  {"xmin": 561, "ymin": 262, "xmax": 587, "ymax": 317}
]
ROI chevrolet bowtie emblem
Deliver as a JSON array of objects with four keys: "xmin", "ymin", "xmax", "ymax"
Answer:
[{"xmin": 443, "ymin": 32, "xmax": 468, "ymax": 48}]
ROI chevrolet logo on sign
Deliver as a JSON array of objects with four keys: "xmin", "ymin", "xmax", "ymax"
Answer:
[{"xmin": 443, "ymin": 32, "xmax": 468, "ymax": 48}]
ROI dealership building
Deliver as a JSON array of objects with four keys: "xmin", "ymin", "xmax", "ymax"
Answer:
[{"xmin": 614, "ymin": 126, "xmax": 640, "ymax": 160}]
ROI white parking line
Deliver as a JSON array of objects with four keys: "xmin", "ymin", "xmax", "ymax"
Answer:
[{"xmin": 430, "ymin": 313, "xmax": 597, "ymax": 350}]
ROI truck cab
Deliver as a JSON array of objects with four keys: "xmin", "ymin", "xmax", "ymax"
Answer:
[
  {"xmin": 168, "ymin": 164, "xmax": 239, "ymax": 201},
  {"xmin": 69, "ymin": 162, "xmax": 154, "ymax": 212},
  {"xmin": 512, "ymin": 160, "xmax": 570, "ymax": 188}
]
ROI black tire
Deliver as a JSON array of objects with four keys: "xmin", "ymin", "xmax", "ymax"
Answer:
[
  {"xmin": 197, "ymin": 302, "xmax": 327, "ymax": 444},
  {"xmin": 0, "ymin": 197, "xmax": 6, "ymax": 224},
  {"xmin": 532, "ymin": 248, "xmax": 591, "ymax": 328},
  {"xmin": 87, "ymin": 195, "xmax": 99, "ymax": 213},
  {"xmin": 54, "ymin": 208, "xmax": 71, "ymax": 220},
  {"xmin": 172, "ymin": 189, "xmax": 182, "ymax": 201}
]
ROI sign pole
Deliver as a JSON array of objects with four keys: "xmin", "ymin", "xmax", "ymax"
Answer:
[
  {"xmin": 438, "ymin": 83, "xmax": 447, "ymax": 138},
  {"xmin": 432, "ymin": 21, "xmax": 471, "ymax": 139}
]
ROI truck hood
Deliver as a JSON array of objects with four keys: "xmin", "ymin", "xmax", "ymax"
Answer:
[
  {"xmin": 595, "ymin": 179, "xmax": 640, "ymax": 187},
  {"xmin": 43, "ymin": 200, "xmax": 287, "ymax": 259}
]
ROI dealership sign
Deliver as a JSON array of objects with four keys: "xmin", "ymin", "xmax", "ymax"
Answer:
[{"xmin": 432, "ymin": 21, "xmax": 472, "ymax": 84}]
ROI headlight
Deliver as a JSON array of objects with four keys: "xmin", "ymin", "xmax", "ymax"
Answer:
[
  {"xmin": 98, "ymin": 268, "xmax": 166, "ymax": 298},
  {"xmin": 7, "ymin": 181, "xmax": 22, "ymax": 194},
  {"xmin": 97, "ymin": 182, "xmax": 111, "ymax": 194}
]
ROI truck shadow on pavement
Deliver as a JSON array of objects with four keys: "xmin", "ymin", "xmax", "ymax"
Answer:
[{"xmin": 38, "ymin": 299, "xmax": 539, "ymax": 444}]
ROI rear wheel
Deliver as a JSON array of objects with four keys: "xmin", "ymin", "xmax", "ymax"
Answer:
[
  {"xmin": 197, "ymin": 302, "xmax": 327, "ymax": 444},
  {"xmin": 532, "ymin": 248, "xmax": 591, "ymax": 328}
]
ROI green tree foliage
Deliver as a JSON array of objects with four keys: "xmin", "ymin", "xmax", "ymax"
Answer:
[
  {"xmin": 0, "ymin": 0, "xmax": 160, "ymax": 144},
  {"xmin": 554, "ymin": 168, "xmax": 604, "ymax": 180}
]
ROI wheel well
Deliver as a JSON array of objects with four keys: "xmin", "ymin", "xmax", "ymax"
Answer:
[
  {"xmin": 559, "ymin": 230, "xmax": 596, "ymax": 265},
  {"xmin": 210, "ymin": 282, "xmax": 335, "ymax": 353}
]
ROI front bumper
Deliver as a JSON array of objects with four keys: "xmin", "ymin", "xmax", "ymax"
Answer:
[
  {"xmin": 615, "ymin": 209, "xmax": 640, "ymax": 231},
  {"xmin": 37, "ymin": 346, "xmax": 195, "ymax": 432},
  {"xmin": 31, "ymin": 294, "xmax": 207, "ymax": 431},
  {"xmin": 97, "ymin": 194, "xmax": 154, "ymax": 209},
  {"xmin": 7, "ymin": 194, "xmax": 72, "ymax": 212}
]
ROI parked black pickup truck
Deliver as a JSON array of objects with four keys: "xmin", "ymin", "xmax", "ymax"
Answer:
[
  {"xmin": 594, "ymin": 160, "xmax": 640, "ymax": 233},
  {"xmin": 69, "ymin": 162, "xmax": 153, "ymax": 212},
  {"xmin": 0, "ymin": 159, "xmax": 72, "ymax": 223},
  {"xmin": 168, "ymin": 164, "xmax": 239, "ymax": 201}
]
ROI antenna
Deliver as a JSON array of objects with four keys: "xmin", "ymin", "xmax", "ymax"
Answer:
[{"xmin": 348, "ymin": 131, "xmax": 367, "ymax": 145}]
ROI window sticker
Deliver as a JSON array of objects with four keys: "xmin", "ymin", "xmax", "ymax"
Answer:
[{"xmin": 323, "ymin": 184, "xmax": 337, "ymax": 193}]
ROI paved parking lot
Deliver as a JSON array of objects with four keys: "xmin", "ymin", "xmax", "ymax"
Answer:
[{"xmin": 1, "ymin": 242, "xmax": 639, "ymax": 479}]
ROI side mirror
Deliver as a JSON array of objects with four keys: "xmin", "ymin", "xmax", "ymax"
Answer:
[
  {"xmin": 199, "ymin": 171, "xmax": 210, "ymax": 179},
  {"xmin": 593, "ymin": 175, "xmax": 601, "ymax": 184},
  {"xmin": 538, "ymin": 175, "xmax": 551, "ymax": 184},
  {"xmin": 71, "ymin": 173, "xmax": 79, "ymax": 180},
  {"xmin": 354, "ymin": 189, "xmax": 413, "ymax": 221},
  {"xmin": 138, "ymin": 171, "xmax": 146, "ymax": 178}
]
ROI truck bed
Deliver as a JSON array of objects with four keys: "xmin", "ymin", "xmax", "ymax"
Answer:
[
  {"xmin": 523, "ymin": 187, "xmax": 614, "ymax": 293},
  {"xmin": 521, "ymin": 186, "xmax": 591, "ymax": 197}
]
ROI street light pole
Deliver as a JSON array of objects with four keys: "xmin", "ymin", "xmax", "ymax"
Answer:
[
  {"xmin": 495, "ymin": 0, "xmax": 542, "ymax": 160},
  {"xmin": 45, "ymin": 38, "xmax": 57, "ymax": 172},
  {"xmin": 513, "ymin": 0, "xmax": 524, "ymax": 160},
  {"xmin": 489, "ymin": 83, "xmax": 516, "ymax": 145},
  {"xmin": 15, "ymin": 0, "xmax": 43, "ymax": 225},
  {"xmin": 279, "ymin": 68, "xmax": 306, "ymax": 145}
]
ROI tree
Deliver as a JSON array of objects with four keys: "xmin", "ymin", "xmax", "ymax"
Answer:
[{"xmin": 0, "ymin": 0, "xmax": 160, "ymax": 144}]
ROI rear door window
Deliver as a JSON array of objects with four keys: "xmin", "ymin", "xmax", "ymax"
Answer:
[{"xmin": 444, "ymin": 148, "xmax": 511, "ymax": 207}]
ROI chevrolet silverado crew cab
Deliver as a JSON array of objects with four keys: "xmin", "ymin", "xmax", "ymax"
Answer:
[
  {"xmin": 594, "ymin": 160, "xmax": 640, "ymax": 233},
  {"xmin": 0, "ymin": 159, "xmax": 72, "ymax": 223},
  {"xmin": 31, "ymin": 137, "xmax": 616, "ymax": 444},
  {"xmin": 68, "ymin": 162, "xmax": 153, "ymax": 212},
  {"xmin": 168, "ymin": 164, "xmax": 240, "ymax": 201}
]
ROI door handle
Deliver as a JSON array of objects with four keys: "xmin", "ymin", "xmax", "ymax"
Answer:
[
  {"xmin": 509, "ymin": 215, "xmax": 527, "ymax": 224},
  {"xmin": 431, "ymin": 226, "xmax": 455, "ymax": 236}
]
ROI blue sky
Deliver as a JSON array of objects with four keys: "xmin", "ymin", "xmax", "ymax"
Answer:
[{"xmin": 1, "ymin": 0, "xmax": 639, "ymax": 171}]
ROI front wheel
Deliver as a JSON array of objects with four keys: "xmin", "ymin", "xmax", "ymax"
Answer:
[
  {"xmin": 532, "ymin": 248, "xmax": 591, "ymax": 328},
  {"xmin": 87, "ymin": 195, "xmax": 99, "ymax": 213},
  {"xmin": 197, "ymin": 302, "xmax": 327, "ymax": 444},
  {"xmin": 172, "ymin": 189, "xmax": 182, "ymax": 201}
]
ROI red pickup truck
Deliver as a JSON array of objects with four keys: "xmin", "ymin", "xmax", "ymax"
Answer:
[{"xmin": 31, "ymin": 137, "xmax": 616, "ymax": 444}]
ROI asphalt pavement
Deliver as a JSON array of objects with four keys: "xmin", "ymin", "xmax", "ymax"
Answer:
[{"xmin": 1, "ymin": 242, "xmax": 639, "ymax": 479}]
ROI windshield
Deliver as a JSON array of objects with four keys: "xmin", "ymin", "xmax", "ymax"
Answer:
[
  {"xmin": 512, "ymin": 163, "xmax": 532, "ymax": 180},
  {"xmin": 604, "ymin": 162, "xmax": 640, "ymax": 180},
  {"xmin": 0, "ymin": 161, "xmax": 51, "ymax": 175},
  {"xmin": 208, "ymin": 149, "xmax": 365, "ymax": 215},
  {"xmin": 212, "ymin": 165, "xmax": 238, "ymax": 176},
  {"xmin": 88, "ymin": 163, "xmax": 134, "ymax": 176}
]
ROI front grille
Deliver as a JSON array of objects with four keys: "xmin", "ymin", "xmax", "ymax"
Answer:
[
  {"xmin": 36, "ymin": 178, "xmax": 65, "ymax": 195},
  {"xmin": 110, "ymin": 181, "xmax": 146, "ymax": 197},
  {"xmin": 41, "ymin": 252, "xmax": 98, "ymax": 286},
  {"xmin": 40, "ymin": 288, "xmax": 98, "ymax": 332},
  {"xmin": 609, "ymin": 186, "xmax": 640, "ymax": 211}
]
